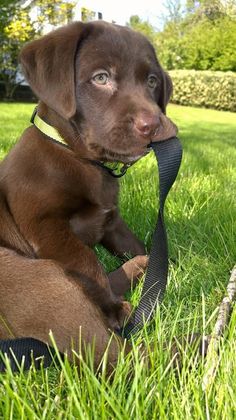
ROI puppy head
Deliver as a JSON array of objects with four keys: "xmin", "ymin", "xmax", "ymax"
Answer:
[{"xmin": 20, "ymin": 21, "xmax": 177, "ymax": 163}]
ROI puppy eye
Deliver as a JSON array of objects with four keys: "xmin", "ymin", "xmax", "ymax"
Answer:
[
  {"xmin": 92, "ymin": 72, "xmax": 109, "ymax": 85},
  {"xmin": 147, "ymin": 75, "xmax": 158, "ymax": 89}
]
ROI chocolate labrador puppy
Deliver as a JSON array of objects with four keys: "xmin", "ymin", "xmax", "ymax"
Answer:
[{"xmin": 0, "ymin": 21, "xmax": 177, "ymax": 368}]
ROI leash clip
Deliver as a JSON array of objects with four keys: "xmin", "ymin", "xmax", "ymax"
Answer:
[
  {"xmin": 98, "ymin": 161, "xmax": 132, "ymax": 178},
  {"xmin": 112, "ymin": 162, "xmax": 132, "ymax": 178}
]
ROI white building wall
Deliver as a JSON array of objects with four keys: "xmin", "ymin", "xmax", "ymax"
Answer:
[{"xmin": 23, "ymin": 0, "xmax": 115, "ymax": 34}]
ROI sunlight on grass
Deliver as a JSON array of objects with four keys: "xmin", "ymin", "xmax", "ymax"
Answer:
[{"xmin": 0, "ymin": 102, "xmax": 235, "ymax": 418}]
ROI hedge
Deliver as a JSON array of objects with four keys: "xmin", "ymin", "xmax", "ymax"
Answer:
[
  {"xmin": 0, "ymin": 82, "xmax": 36, "ymax": 102},
  {"xmin": 169, "ymin": 70, "xmax": 236, "ymax": 112}
]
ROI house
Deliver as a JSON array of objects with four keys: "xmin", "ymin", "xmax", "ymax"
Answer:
[{"xmin": 22, "ymin": 0, "xmax": 115, "ymax": 34}]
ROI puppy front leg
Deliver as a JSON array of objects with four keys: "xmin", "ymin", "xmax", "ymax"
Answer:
[
  {"xmin": 101, "ymin": 213, "xmax": 146, "ymax": 258},
  {"xmin": 33, "ymin": 217, "xmax": 126, "ymax": 330}
]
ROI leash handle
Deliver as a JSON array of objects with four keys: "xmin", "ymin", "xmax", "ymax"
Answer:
[
  {"xmin": 122, "ymin": 137, "xmax": 183, "ymax": 339},
  {"xmin": 0, "ymin": 337, "xmax": 60, "ymax": 372}
]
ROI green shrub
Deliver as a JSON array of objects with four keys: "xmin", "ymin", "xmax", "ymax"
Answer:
[{"xmin": 169, "ymin": 70, "xmax": 236, "ymax": 112}]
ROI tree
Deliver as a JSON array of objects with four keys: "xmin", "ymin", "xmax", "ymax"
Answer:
[
  {"xmin": 180, "ymin": 15, "xmax": 236, "ymax": 71},
  {"xmin": 36, "ymin": 0, "xmax": 75, "ymax": 27},
  {"xmin": 81, "ymin": 7, "xmax": 95, "ymax": 22},
  {"xmin": 0, "ymin": 0, "xmax": 74, "ymax": 100},
  {"xmin": 127, "ymin": 15, "xmax": 156, "ymax": 44},
  {"xmin": 162, "ymin": 0, "xmax": 184, "ymax": 23},
  {"xmin": 0, "ymin": 0, "xmax": 36, "ymax": 100},
  {"xmin": 155, "ymin": 0, "xmax": 236, "ymax": 71}
]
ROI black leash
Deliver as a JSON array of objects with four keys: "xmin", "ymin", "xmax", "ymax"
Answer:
[
  {"xmin": 122, "ymin": 137, "xmax": 183, "ymax": 338},
  {"xmin": 0, "ymin": 136, "xmax": 182, "ymax": 371},
  {"xmin": 0, "ymin": 338, "xmax": 59, "ymax": 372}
]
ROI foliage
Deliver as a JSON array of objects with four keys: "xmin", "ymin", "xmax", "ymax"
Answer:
[
  {"xmin": 186, "ymin": 0, "xmax": 236, "ymax": 18},
  {"xmin": 161, "ymin": 0, "xmax": 184, "ymax": 23},
  {"xmin": 36, "ymin": 0, "xmax": 75, "ymax": 27},
  {"xmin": 0, "ymin": 0, "xmax": 74, "ymax": 100},
  {"xmin": 0, "ymin": 1, "xmax": 34, "ymax": 99},
  {"xmin": 81, "ymin": 7, "xmax": 96, "ymax": 22},
  {"xmin": 127, "ymin": 15, "xmax": 156, "ymax": 44},
  {"xmin": 0, "ymin": 102, "xmax": 236, "ymax": 417},
  {"xmin": 169, "ymin": 70, "xmax": 236, "ymax": 111},
  {"xmin": 128, "ymin": 0, "xmax": 236, "ymax": 72},
  {"xmin": 156, "ymin": 14, "xmax": 236, "ymax": 71}
]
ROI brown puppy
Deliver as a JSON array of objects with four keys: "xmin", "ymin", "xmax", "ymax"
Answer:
[{"xmin": 0, "ymin": 21, "xmax": 177, "ymax": 368}]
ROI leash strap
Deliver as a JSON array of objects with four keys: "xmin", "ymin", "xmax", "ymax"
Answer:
[
  {"xmin": 122, "ymin": 137, "xmax": 183, "ymax": 339},
  {"xmin": 0, "ymin": 337, "xmax": 61, "ymax": 372}
]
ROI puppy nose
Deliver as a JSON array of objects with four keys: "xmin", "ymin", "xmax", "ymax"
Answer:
[{"xmin": 134, "ymin": 113, "xmax": 160, "ymax": 138}]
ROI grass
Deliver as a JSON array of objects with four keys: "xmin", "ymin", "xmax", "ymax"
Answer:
[{"xmin": 0, "ymin": 102, "xmax": 236, "ymax": 418}]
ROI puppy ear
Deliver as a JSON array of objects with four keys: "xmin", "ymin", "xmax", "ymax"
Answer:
[
  {"xmin": 20, "ymin": 22, "xmax": 87, "ymax": 119},
  {"xmin": 158, "ymin": 70, "xmax": 173, "ymax": 114}
]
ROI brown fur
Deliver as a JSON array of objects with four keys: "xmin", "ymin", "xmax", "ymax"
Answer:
[{"xmin": 0, "ymin": 21, "xmax": 177, "ymax": 369}]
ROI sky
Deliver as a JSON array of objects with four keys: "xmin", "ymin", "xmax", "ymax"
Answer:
[{"xmin": 79, "ymin": 0, "xmax": 172, "ymax": 29}]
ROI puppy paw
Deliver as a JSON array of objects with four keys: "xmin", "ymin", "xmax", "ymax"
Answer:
[
  {"xmin": 108, "ymin": 255, "xmax": 148, "ymax": 296},
  {"xmin": 117, "ymin": 300, "xmax": 132, "ymax": 325},
  {"xmin": 122, "ymin": 255, "xmax": 149, "ymax": 285},
  {"xmin": 106, "ymin": 300, "xmax": 133, "ymax": 332}
]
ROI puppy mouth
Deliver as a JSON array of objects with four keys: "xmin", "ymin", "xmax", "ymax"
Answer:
[
  {"xmin": 126, "ymin": 149, "xmax": 151, "ymax": 163},
  {"xmin": 93, "ymin": 148, "xmax": 151, "ymax": 178},
  {"xmin": 100, "ymin": 147, "xmax": 150, "ymax": 164},
  {"xmin": 86, "ymin": 136, "xmax": 151, "ymax": 164}
]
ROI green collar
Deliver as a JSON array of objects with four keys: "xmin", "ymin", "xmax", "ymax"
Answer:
[
  {"xmin": 30, "ymin": 107, "xmax": 134, "ymax": 178},
  {"xmin": 31, "ymin": 108, "xmax": 67, "ymax": 145}
]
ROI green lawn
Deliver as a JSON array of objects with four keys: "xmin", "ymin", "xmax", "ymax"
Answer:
[{"xmin": 0, "ymin": 102, "xmax": 235, "ymax": 418}]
